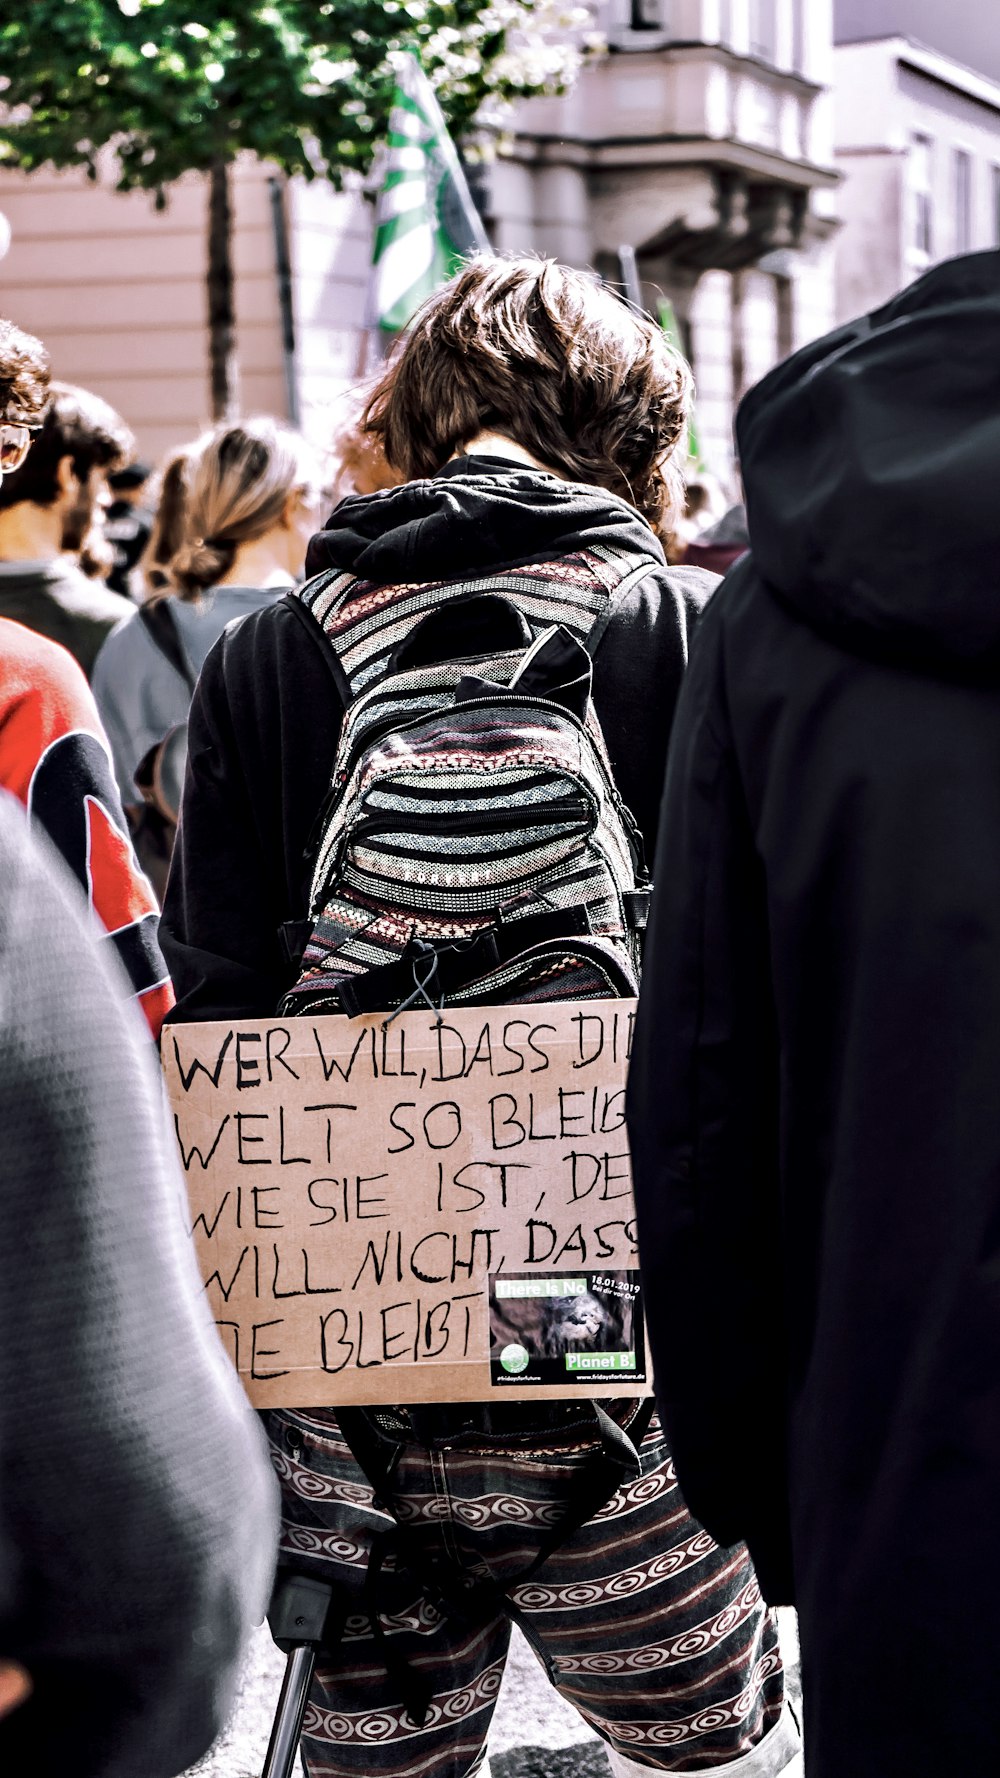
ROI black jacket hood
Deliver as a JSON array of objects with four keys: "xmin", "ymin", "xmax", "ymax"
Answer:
[
  {"xmin": 305, "ymin": 457, "xmax": 664, "ymax": 583},
  {"xmin": 737, "ymin": 251, "xmax": 1000, "ymax": 675}
]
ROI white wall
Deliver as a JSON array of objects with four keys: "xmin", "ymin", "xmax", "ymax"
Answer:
[
  {"xmin": 835, "ymin": 150, "xmax": 904, "ymax": 319},
  {"xmin": 288, "ymin": 178, "xmax": 374, "ymax": 452}
]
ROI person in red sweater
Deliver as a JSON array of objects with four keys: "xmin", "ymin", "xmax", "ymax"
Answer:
[
  {"xmin": 0, "ymin": 318, "xmax": 171, "ymax": 1035},
  {"xmin": 0, "ymin": 616, "xmax": 173, "ymax": 1034}
]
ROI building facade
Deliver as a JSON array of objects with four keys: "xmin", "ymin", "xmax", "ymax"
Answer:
[
  {"xmin": 834, "ymin": 36, "xmax": 1000, "ymax": 325},
  {"xmin": 487, "ymin": 0, "xmax": 839, "ymax": 483}
]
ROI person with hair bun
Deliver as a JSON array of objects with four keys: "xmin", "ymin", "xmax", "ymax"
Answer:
[{"xmin": 92, "ymin": 417, "xmax": 323, "ymax": 812}]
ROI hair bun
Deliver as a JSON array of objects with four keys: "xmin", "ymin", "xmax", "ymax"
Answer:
[{"xmin": 169, "ymin": 536, "xmax": 233, "ymax": 594}]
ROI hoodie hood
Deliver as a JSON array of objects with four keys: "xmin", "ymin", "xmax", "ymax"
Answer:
[
  {"xmin": 305, "ymin": 457, "xmax": 664, "ymax": 584},
  {"xmin": 737, "ymin": 251, "xmax": 1000, "ymax": 675}
]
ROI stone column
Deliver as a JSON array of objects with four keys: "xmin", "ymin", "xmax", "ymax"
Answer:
[
  {"xmin": 533, "ymin": 165, "xmax": 592, "ymax": 268},
  {"xmin": 724, "ymin": 0, "xmax": 751, "ymax": 57},
  {"xmin": 774, "ymin": 0, "xmax": 795, "ymax": 73}
]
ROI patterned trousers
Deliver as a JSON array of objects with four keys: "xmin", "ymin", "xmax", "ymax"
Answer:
[{"xmin": 266, "ymin": 1405, "xmax": 800, "ymax": 1778}]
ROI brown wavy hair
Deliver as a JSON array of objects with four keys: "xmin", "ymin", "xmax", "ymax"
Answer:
[
  {"xmin": 0, "ymin": 317, "xmax": 50, "ymax": 427},
  {"xmin": 362, "ymin": 255, "xmax": 693, "ymax": 531}
]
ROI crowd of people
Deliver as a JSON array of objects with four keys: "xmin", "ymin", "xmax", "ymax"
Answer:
[{"xmin": 0, "ymin": 244, "xmax": 997, "ymax": 1778}]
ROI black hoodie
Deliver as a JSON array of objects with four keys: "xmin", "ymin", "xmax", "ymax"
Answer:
[
  {"xmin": 162, "ymin": 459, "xmax": 712, "ymax": 1021},
  {"xmin": 626, "ymin": 252, "xmax": 1000, "ymax": 1778}
]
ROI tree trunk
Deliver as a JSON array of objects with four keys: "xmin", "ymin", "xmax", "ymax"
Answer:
[{"xmin": 207, "ymin": 157, "xmax": 239, "ymax": 420}]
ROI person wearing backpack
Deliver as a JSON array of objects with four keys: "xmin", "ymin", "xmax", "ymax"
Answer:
[
  {"xmin": 91, "ymin": 418, "xmax": 324, "ymax": 895},
  {"xmin": 160, "ymin": 257, "xmax": 801, "ymax": 1778}
]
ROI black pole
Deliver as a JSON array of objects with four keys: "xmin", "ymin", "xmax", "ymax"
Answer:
[
  {"xmin": 261, "ymin": 1572, "xmax": 336, "ymax": 1778},
  {"xmin": 208, "ymin": 157, "xmax": 239, "ymax": 419},
  {"xmin": 268, "ymin": 175, "xmax": 299, "ymax": 427},
  {"xmin": 262, "ymin": 1645, "xmax": 317, "ymax": 1778}
]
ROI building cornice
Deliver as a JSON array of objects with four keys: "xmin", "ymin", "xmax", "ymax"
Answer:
[
  {"xmin": 609, "ymin": 38, "xmax": 824, "ymax": 100},
  {"xmin": 838, "ymin": 35, "xmax": 1000, "ymax": 118},
  {"xmin": 898, "ymin": 43, "xmax": 1000, "ymax": 118},
  {"xmin": 505, "ymin": 133, "xmax": 840, "ymax": 191}
]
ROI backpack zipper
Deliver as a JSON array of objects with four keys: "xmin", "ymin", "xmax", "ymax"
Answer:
[
  {"xmin": 316, "ymin": 785, "xmax": 599, "ymax": 910},
  {"xmin": 331, "ymin": 690, "xmax": 617, "ymax": 821},
  {"xmin": 344, "ymin": 798, "xmax": 592, "ymax": 848}
]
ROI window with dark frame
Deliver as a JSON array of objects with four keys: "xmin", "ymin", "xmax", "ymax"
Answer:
[
  {"xmin": 629, "ymin": 0, "xmax": 664, "ymax": 29},
  {"xmin": 911, "ymin": 133, "xmax": 933, "ymax": 259},
  {"xmin": 954, "ymin": 149, "xmax": 972, "ymax": 254}
]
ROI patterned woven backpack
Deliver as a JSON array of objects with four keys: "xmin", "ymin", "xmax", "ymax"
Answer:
[{"xmin": 280, "ymin": 544, "xmax": 657, "ymax": 1020}]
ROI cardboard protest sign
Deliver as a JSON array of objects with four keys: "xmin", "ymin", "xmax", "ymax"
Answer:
[{"xmin": 162, "ymin": 999, "xmax": 650, "ymax": 1408}]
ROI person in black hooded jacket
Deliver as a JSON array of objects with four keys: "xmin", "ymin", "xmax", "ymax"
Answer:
[
  {"xmin": 627, "ymin": 248, "xmax": 1000, "ymax": 1777},
  {"xmin": 161, "ymin": 258, "xmax": 803, "ymax": 1778}
]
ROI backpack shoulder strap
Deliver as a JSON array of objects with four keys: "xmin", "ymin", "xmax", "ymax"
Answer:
[
  {"xmin": 294, "ymin": 548, "xmax": 663, "ymax": 700},
  {"xmin": 582, "ymin": 541, "xmax": 665, "ymax": 657},
  {"xmin": 138, "ymin": 599, "xmax": 197, "ymax": 692},
  {"xmin": 282, "ymin": 587, "xmax": 354, "ymax": 708}
]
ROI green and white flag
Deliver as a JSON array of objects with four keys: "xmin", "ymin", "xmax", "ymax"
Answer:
[{"xmin": 367, "ymin": 52, "xmax": 491, "ymax": 336}]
